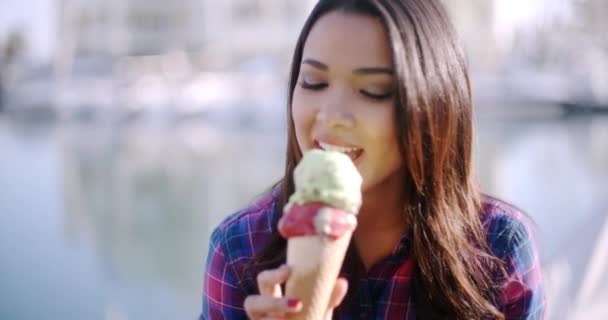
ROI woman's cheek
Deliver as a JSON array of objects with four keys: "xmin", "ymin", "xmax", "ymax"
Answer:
[
  {"xmin": 291, "ymin": 100, "xmax": 314, "ymax": 150},
  {"xmin": 292, "ymin": 94, "xmax": 317, "ymax": 127}
]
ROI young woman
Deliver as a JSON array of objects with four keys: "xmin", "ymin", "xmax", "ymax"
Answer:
[{"xmin": 201, "ymin": 0, "xmax": 545, "ymax": 319}]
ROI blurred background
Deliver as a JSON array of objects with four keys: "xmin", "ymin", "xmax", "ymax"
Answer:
[{"xmin": 0, "ymin": 0, "xmax": 606, "ymax": 319}]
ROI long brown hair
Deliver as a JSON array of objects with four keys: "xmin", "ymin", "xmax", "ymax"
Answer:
[{"xmin": 247, "ymin": 0, "xmax": 507, "ymax": 318}]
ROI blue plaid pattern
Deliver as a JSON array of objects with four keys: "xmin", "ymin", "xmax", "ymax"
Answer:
[{"xmin": 200, "ymin": 193, "xmax": 545, "ymax": 319}]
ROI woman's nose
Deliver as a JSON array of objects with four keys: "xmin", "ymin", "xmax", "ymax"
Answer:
[{"xmin": 315, "ymin": 91, "xmax": 355, "ymax": 129}]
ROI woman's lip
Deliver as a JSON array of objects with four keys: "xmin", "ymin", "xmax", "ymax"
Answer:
[
  {"xmin": 313, "ymin": 138, "xmax": 361, "ymax": 150},
  {"xmin": 313, "ymin": 140, "xmax": 364, "ymax": 164}
]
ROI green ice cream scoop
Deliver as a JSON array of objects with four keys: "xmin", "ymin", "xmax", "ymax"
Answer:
[{"xmin": 286, "ymin": 149, "xmax": 362, "ymax": 214}]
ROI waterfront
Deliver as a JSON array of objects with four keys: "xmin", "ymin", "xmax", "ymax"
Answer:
[{"xmin": 0, "ymin": 109, "xmax": 606, "ymax": 319}]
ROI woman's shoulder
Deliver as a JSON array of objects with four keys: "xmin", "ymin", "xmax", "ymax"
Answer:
[
  {"xmin": 479, "ymin": 194, "xmax": 538, "ymax": 260},
  {"xmin": 479, "ymin": 197, "xmax": 545, "ymax": 316},
  {"xmin": 210, "ymin": 188, "xmax": 279, "ymax": 260}
]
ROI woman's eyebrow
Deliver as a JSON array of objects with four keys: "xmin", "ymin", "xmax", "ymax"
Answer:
[
  {"xmin": 302, "ymin": 58, "xmax": 328, "ymax": 70},
  {"xmin": 302, "ymin": 58, "xmax": 393, "ymax": 75},
  {"xmin": 353, "ymin": 67, "xmax": 393, "ymax": 75}
]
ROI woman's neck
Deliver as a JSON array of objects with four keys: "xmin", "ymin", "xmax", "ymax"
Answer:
[
  {"xmin": 352, "ymin": 170, "xmax": 408, "ymax": 270},
  {"xmin": 357, "ymin": 191, "xmax": 405, "ymax": 231},
  {"xmin": 356, "ymin": 169, "xmax": 407, "ymax": 231}
]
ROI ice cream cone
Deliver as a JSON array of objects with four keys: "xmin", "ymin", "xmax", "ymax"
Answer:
[
  {"xmin": 285, "ymin": 231, "xmax": 353, "ymax": 320},
  {"xmin": 279, "ymin": 150, "xmax": 362, "ymax": 319}
]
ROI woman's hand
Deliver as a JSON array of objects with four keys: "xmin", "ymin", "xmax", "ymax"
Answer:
[{"xmin": 243, "ymin": 264, "xmax": 348, "ymax": 320}]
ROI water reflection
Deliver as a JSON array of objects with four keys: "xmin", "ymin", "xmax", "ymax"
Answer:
[
  {"xmin": 0, "ymin": 112, "xmax": 606, "ymax": 319},
  {"xmin": 476, "ymin": 116, "xmax": 608, "ymax": 252},
  {"xmin": 476, "ymin": 115, "xmax": 608, "ymax": 319}
]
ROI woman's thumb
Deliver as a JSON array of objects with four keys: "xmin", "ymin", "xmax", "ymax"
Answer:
[{"xmin": 327, "ymin": 277, "xmax": 348, "ymax": 310}]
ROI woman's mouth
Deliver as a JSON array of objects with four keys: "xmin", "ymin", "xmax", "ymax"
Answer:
[{"xmin": 316, "ymin": 141, "xmax": 364, "ymax": 163}]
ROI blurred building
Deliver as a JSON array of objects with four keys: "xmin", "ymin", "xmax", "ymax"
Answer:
[
  {"xmin": 444, "ymin": 0, "xmax": 608, "ymax": 106},
  {"xmin": 57, "ymin": 0, "xmax": 204, "ymax": 57},
  {"xmin": 56, "ymin": 0, "xmax": 316, "ymax": 59},
  {"xmin": 46, "ymin": 0, "xmax": 318, "ymax": 118},
  {"xmin": 3, "ymin": 0, "xmax": 606, "ymax": 116}
]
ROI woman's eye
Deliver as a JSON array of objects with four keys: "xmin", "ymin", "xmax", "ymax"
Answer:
[
  {"xmin": 360, "ymin": 90, "xmax": 394, "ymax": 100},
  {"xmin": 300, "ymin": 80, "xmax": 328, "ymax": 90}
]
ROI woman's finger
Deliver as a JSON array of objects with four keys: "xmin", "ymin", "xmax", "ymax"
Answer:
[
  {"xmin": 328, "ymin": 277, "xmax": 349, "ymax": 309},
  {"xmin": 324, "ymin": 277, "xmax": 349, "ymax": 319},
  {"xmin": 256, "ymin": 264, "xmax": 290, "ymax": 297},
  {"xmin": 244, "ymin": 295, "xmax": 302, "ymax": 319}
]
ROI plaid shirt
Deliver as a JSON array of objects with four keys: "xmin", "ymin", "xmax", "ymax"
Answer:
[{"xmin": 200, "ymin": 192, "xmax": 545, "ymax": 319}]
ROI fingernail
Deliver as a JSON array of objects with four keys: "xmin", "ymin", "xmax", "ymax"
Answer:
[{"xmin": 287, "ymin": 299, "xmax": 301, "ymax": 308}]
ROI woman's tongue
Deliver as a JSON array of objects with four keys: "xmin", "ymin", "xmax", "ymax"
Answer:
[{"xmin": 344, "ymin": 149, "xmax": 363, "ymax": 162}]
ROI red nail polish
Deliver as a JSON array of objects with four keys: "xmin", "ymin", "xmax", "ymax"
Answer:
[{"xmin": 287, "ymin": 299, "xmax": 301, "ymax": 308}]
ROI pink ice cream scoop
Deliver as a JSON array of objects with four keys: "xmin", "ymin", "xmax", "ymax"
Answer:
[{"xmin": 279, "ymin": 202, "xmax": 357, "ymax": 240}]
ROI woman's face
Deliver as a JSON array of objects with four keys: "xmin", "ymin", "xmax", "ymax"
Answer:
[{"xmin": 292, "ymin": 11, "xmax": 403, "ymax": 192}]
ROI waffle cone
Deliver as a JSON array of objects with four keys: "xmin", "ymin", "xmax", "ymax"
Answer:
[{"xmin": 284, "ymin": 231, "xmax": 352, "ymax": 320}]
